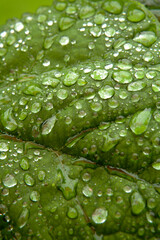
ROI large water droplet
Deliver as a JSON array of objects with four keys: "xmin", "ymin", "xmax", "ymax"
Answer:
[
  {"xmin": 113, "ymin": 71, "xmax": 132, "ymax": 84},
  {"xmin": 98, "ymin": 85, "xmax": 115, "ymax": 99},
  {"xmin": 17, "ymin": 208, "xmax": 29, "ymax": 228},
  {"xmin": 42, "ymin": 115, "xmax": 57, "ymax": 135},
  {"xmin": 129, "ymin": 108, "xmax": 152, "ymax": 135},
  {"xmin": 131, "ymin": 192, "xmax": 145, "ymax": 215},
  {"xmin": 44, "ymin": 36, "xmax": 55, "ymax": 49},
  {"xmin": 23, "ymin": 84, "xmax": 41, "ymax": 96},
  {"xmin": 105, "ymin": 27, "xmax": 116, "ymax": 38},
  {"xmin": 59, "ymin": 36, "xmax": 70, "ymax": 46},
  {"xmin": 63, "ymin": 71, "xmax": 79, "ymax": 86},
  {"xmin": 1, "ymin": 108, "xmax": 17, "ymax": 131},
  {"xmin": 79, "ymin": 5, "xmax": 95, "ymax": 19},
  {"xmin": 90, "ymin": 26, "xmax": 102, "ymax": 37},
  {"xmin": 91, "ymin": 69, "xmax": 108, "ymax": 80},
  {"xmin": 102, "ymin": 133, "xmax": 120, "ymax": 152},
  {"xmin": 24, "ymin": 174, "xmax": 34, "ymax": 186},
  {"xmin": 128, "ymin": 81, "xmax": 146, "ymax": 91},
  {"xmin": 0, "ymin": 142, "xmax": 9, "ymax": 152},
  {"xmin": 42, "ymin": 76, "xmax": 60, "ymax": 88},
  {"xmin": 92, "ymin": 208, "xmax": 108, "ymax": 224},
  {"xmin": 31, "ymin": 102, "xmax": 41, "ymax": 113},
  {"xmin": 127, "ymin": 9, "xmax": 145, "ymax": 22},
  {"xmin": 57, "ymin": 89, "xmax": 68, "ymax": 99},
  {"xmin": 3, "ymin": 174, "xmax": 17, "ymax": 188},
  {"xmin": 133, "ymin": 31, "xmax": 157, "ymax": 47},
  {"xmin": 59, "ymin": 17, "xmax": 75, "ymax": 31},
  {"xmin": 20, "ymin": 158, "xmax": 30, "ymax": 171},
  {"xmin": 152, "ymin": 80, "xmax": 160, "ymax": 92},
  {"xmin": 102, "ymin": 0, "xmax": 123, "ymax": 14},
  {"xmin": 14, "ymin": 22, "xmax": 24, "ymax": 32},
  {"xmin": 152, "ymin": 161, "xmax": 160, "ymax": 170}
]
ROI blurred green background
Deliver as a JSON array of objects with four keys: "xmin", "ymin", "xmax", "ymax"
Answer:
[{"xmin": 0, "ymin": 0, "xmax": 53, "ymax": 26}]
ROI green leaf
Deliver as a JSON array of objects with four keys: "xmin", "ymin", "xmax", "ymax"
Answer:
[{"xmin": 0, "ymin": 0, "xmax": 160, "ymax": 239}]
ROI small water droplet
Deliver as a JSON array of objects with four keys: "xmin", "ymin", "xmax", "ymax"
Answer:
[
  {"xmin": 152, "ymin": 161, "xmax": 160, "ymax": 170},
  {"xmin": 82, "ymin": 172, "xmax": 91, "ymax": 182},
  {"xmin": 105, "ymin": 27, "xmax": 116, "ymax": 37},
  {"xmin": 38, "ymin": 170, "xmax": 46, "ymax": 181},
  {"xmin": 3, "ymin": 174, "xmax": 17, "ymax": 188},
  {"xmin": 90, "ymin": 102, "xmax": 102, "ymax": 112},
  {"xmin": 0, "ymin": 142, "xmax": 9, "ymax": 152},
  {"xmin": 135, "ymin": 70, "xmax": 145, "ymax": 79},
  {"xmin": 90, "ymin": 26, "xmax": 102, "ymax": 37},
  {"xmin": 31, "ymin": 102, "xmax": 41, "ymax": 113},
  {"xmin": 92, "ymin": 208, "xmax": 108, "ymax": 224},
  {"xmin": 143, "ymin": 51, "xmax": 153, "ymax": 62}
]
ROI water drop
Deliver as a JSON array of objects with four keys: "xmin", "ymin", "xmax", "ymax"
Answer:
[
  {"xmin": 90, "ymin": 102, "xmax": 102, "ymax": 112},
  {"xmin": 127, "ymin": 9, "xmax": 145, "ymax": 22},
  {"xmin": 63, "ymin": 71, "xmax": 79, "ymax": 86},
  {"xmin": 0, "ymin": 142, "xmax": 9, "ymax": 152},
  {"xmin": 131, "ymin": 192, "xmax": 145, "ymax": 215},
  {"xmin": 24, "ymin": 174, "xmax": 34, "ymax": 186},
  {"xmin": 152, "ymin": 161, "xmax": 160, "ymax": 170},
  {"xmin": 82, "ymin": 172, "xmax": 91, "ymax": 182},
  {"xmin": 128, "ymin": 81, "xmax": 146, "ymax": 91},
  {"xmin": 92, "ymin": 208, "xmax": 108, "ymax": 224},
  {"xmin": 14, "ymin": 22, "xmax": 24, "ymax": 32},
  {"xmin": 113, "ymin": 71, "xmax": 132, "ymax": 84},
  {"xmin": 94, "ymin": 14, "xmax": 105, "ymax": 25},
  {"xmin": 59, "ymin": 36, "xmax": 70, "ymax": 46},
  {"xmin": 1, "ymin": 108, "xmax": 17, "ymax": 131},
  {"xmin": 59, "ymin": 17, "xmax": 75, "ymax": 31},
  {"xmin": 42, "ymin": 76, "xmax": 60, "ymax": 88},
  {"xmin": 44, "ymin": 36, "xmax": 55, "ymax": 49},
  {"xmin": 143, "ymin": 51, "xmax": 153, "ymax": 62},
  {"xmin": 133, "ymin": 31, "xmax": 157, "ymax": 47},
  {"xmin": 57, "ymin": 89, "xmax": 68, "ymax": 100},
  {"xmin": 30, "ymin": 191, "xmax": 40, "ymax": 202},
  {"xmin": 105, "ymin": 28, "xmax": 116, "ymax": 38},
  {"xmin": 38, "ymin": 170, "xmax": 46, "ymax": 181},
  {"xmin": 90, "ymin": 26, "xmax": 101, "ymax": 37},
  {"xmin": 17, "ymin": 208, "xmax": 29, "ymax": 228},
  {"xmin": 102, "ymin": 0, "xmax": 123, "ymax": 14},
  {"xmin": 91, "ymin": 69, "xmax": 108, "ymax": 80},
  {"xmin": 82, "ymin": 185, "xmax": 93, "ymax": 197},
  {"xmin": 79, "ymin": 5, "xmax": 95, "ymax": 19},
  {"xmin": 31, "ymin": 102, "xmax": 41, "ymax": 114},
  {"xmin": 23, "ymin": 84, "xmax": 41, "ymax": 96},
  {"xmin": 42, "ymin": 115, "xmax": 57, "ymax": 135},
  {"xmin": 67, "ymin": 207, "xmax": 78, "ymax": 219},
  {"xmin": 130, "ymin": 108, "xmax": 152, "ymax": 135},
  {"xmin": 20, "ymin": 158, "xmax": 30, "ymax": 171},
  {"xmin": 98, "ymin": 85, "xmax": 115, "ymax": 99},
  {"xmin": 152, "ymin": 80, "xmax": 160, "ymax": 92},
  {"xmin": 3, "ymin": 174, "xmax": 17, "ymax": 188}
]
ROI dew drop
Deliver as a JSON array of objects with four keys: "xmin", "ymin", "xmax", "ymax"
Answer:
[
  {"xmin": 59, "ymin": 36, "xmax": 70, "ymax": 46},
  {"xmin": 102, "ymin": 0, "xmax": 123, "ymax": 14},
  {"xmin": 82, "ymin": 185, "xmax": 93, "ymax": 197},
  {"xmin": 152, "ymin": 80, "xmax": 160, "ymax": 92},
  {"xmin": 42, "ymin": 76, "xmax": 60, "ymax": 88},
  {"xmin": 133, "ymin": 31, "xmax": 157, "ymax": 47},
  {"xmin": 63, "ymin": 71, "xmax": 79, "ymax": 86},
  {"xmin": 152, "ymin": 161, "xmax": 160, "ymax": 170},
  {"xmin": 105, "ymin": 27, "xmax": 116, "ymax": 38},
  {"xmin": 31, "ymin": 102, "xmax": 41, "ymax": 114},
  {"xmin": 14, "ymin": 22, "xmax": 24, "ymax": 32},
  {"xmin": 143, "ymin": 51, "xmax": 153, "ymax": 62},
  {"xmin": 92, "ymin": 208, "xmax": 108, "ymax": 224},
  {"xmin": 38, "ymin": 170, "xmax": 46, "ymax": 181},
  {"xmin": 67, "ymin": 207, "xmax": 78, "ymax": 219},
  {"xmin": 30, "ymin": 191, "xmax": 40, "ymax": 202},
  {"xmin": 90, "ymin": 102, "xmax": 102, "ymax": 112},
  {"xmin": 79, "ymin": 5, "xmax": 95, "ymax": 19},
  {"xmin": 57, "ymin": 89, "xmax": 68, "ymax": 100},
  {"xmin": 127, "ymin": 9, "xmax": 145, "ymax": 22},
  {"xmin": 128, "ymin": 81, "xmax": 146, "ymax": 91},
  {"xmin": 17, "ymin": 208, "xmax": 29, "ymax": 229},
  {"xmin": 3, "ymin": 174, "xmax": 17, "ymax": 188},
  {"xmin": 24, "ymin": 174, "xmax": 34, "ymax": 186},
  {"xmin": 113, "ymin": 71, "xmax": 132, "ymax": 84},
  {"xmin": 1, "ymin": 108, "xmax": 17, "ymax": 131},
  {"xmin": 59, "ymin": 17, "xmax": 75, "ymax": 31},
  {"xmin": 20, "ymin": 158, "xmax": 30, "ymax": 171},
  {"xmin": 131, "ymin": 192, "xmax": 145, "ymax": 215},
  {"xmin": 94, "ymin": 14, "xmax": 105, "ymax": 25},
  {"xmin": 91, "ymin": 69, "xmax": 108, "ymax": 80},
  {"xmin": 82, "ymin": 172, "xmax": 91, "ymax": 182},
  {"xmin": 90, "ymin": 26, "xmax": 102, "ymax": 38},
  {"xmin": 23, "ymin": 84, "xmax": 41, "ymax": 96},
  {"xmin": 98, "ymin": 85, "xmax": 115, "ymax": 99},
  {"xmin": 130, "ymin": 108, "xmax": 152, "ymax": 135},
  {"xmin": 0, "ymin": 142, "xmax": 9, "ymax": 152},
  {"xmin": 42, "ymin": 115, "xmax": 57, "ymax": 135}
]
